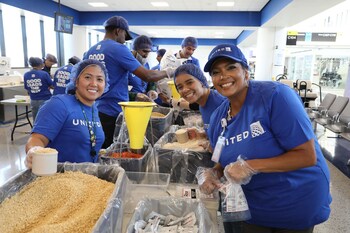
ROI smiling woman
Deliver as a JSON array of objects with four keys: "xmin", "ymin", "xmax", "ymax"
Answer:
[{"xmin": 24, "ymin": 59, "xmax": 110, "ymax": 167}]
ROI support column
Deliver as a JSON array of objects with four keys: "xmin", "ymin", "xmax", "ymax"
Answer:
[{"xmin": 255, "ymin": 27, "xmax": 287, "ymax": 81}]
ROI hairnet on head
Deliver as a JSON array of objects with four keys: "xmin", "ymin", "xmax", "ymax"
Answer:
[
  {"xmin": 66, "ymin": 59, "xmax": 110, "ymax": 94},
  {"xmin": 157, "ymin": 49, "xmax": 166, "ymax": 57},
  {"xmin": 132, "ymin": 35, "xmax": 152, "ymax": 51},
  {"xmin": 174, "ymin": 63, "xmax": 209, "ymax": 88},
  {"xmin": 68, "ymin": 56, "xmax": 81, "ymax": 65},
  {"xmin": 181, "ymin": 37, "xmax": 198, "ymax": 48},
  {"xmin": 103, "ymin": 16, "xmax": 132, "ymax": 40},
  {"xmin": 45, "ymin": 53, "xmax": 57, "ymax": 63},
  {"xmin": 28, "ymin": 57, "xmax": 43, "ymax": 68}
]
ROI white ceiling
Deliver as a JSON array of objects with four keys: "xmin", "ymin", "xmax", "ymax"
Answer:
[
  {"xmin": 55, "ymin": 0, "xmax": 268, "ymax": 40},
  {"xmin": 55, "ymin": 0, "xmax": 268, "ymax": 12},
  {"xmin": 53, "ymin": 0, "xmax": 347, "ymax": 44}
]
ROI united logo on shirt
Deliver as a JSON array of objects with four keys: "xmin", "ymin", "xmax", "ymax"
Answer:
[{"xmin": 250, "ymin": 121, "xmax": 265, "ymax": 138}]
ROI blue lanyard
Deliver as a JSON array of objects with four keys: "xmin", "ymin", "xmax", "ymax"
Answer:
[{"xmin": 77, "ymin": 97, "xmax": 97, "ymax": 158}]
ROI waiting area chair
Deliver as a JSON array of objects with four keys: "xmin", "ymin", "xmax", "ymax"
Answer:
[
  {"xmin": 314, "ymin": 96, "xmax": 349, "ymax": 131},
  {"xmin": 325, "ymin": 101, "xmax": 350, "ymax": 133},
  {"xmin": 306, "ymin": 93, "xmax": 337, "ymax": 120}
]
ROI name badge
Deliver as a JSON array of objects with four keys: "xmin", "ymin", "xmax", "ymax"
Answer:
[{"xmin": 212, "ymin": 135, "xmax": 225, "ymax": 163}]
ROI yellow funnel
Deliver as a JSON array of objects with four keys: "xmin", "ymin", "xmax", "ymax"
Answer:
[
  {"xmin": 119, "ymin": 102, "xmax": 156, "ymax": 149},
  {"xmin": 167, "ymin": 80, "xmax": 181, "ymax": 100}
]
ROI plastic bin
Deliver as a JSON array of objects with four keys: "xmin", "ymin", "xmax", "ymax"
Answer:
[
  {"xmin": 0, "ymin": 162, "xmax": 127, "ymax": 233},
  {"xmin": 123, "ymin": 172, "xmax": 171, "ymax": 214},
  {"xmin": 151, "ymin": 129, "xmax": 215, "ymax": 184},
  {"xmin": 126, "ymin": 197, "xmax": 217, "ymax": 233},
  {"xmin": 99, "ymin": 143, "xmax": 152, "ymax": 173}
]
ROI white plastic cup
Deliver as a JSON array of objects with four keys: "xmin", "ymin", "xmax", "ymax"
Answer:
[
  {"xmin": 32, "ymin": 148, "xmax": 58, "ymax": 176},
  {"xmin": 175, "ymin": 129, "xmax": 189, "ymax": 144}
]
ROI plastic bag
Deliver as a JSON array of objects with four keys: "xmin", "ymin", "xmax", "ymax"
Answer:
[{"xmin": 220, "ymin": 183, "xmax": 251, "ymax": 222}]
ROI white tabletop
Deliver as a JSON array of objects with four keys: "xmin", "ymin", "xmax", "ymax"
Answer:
[{"xmin": 0, "ymin": 98, "xmax": 30, "ymax": 106}]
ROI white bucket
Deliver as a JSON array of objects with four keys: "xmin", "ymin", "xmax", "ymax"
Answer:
[{"xmin": 32, "ymin": 148, "xmax": 58, "ymax": 176}]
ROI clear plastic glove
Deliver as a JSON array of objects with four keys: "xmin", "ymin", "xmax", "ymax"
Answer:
[
  {"xmin": 196, "ymin": 167, "xmax": 222, "ymax": 195},
  {"xmin": 147, "ymin": 90, "xmax": 158, "ymax": 101},
  {"xmin": 164, "ymin": 67, "xmax": 176, "ymax": 78},
  {"xmin": 25, "ymin": 146, "xmax": 44, "ymax": 169},
  {"xmin": 224, "ymin": 155, "xmax": 258, "ymax": 185},
  {"xmin": 135, "ymin": 93, "xmax": 152, "ymax": 102}
]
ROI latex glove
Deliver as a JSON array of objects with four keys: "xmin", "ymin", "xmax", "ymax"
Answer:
[
  {"xmin": 136, "ymin": 93, "xmax": 152, "ymax": 102},
  {"xmin": 147, "ymin": 90, "xmax": 158, "ymax": 101},
  {"xmin": 164, "ymin": 67, "xmax": 176, "ymax": 78},
  {"xmin": 196, "ymin": 167, "xmax": 222, "ymax": 195},
  {"xmin": 224, "ymin": 155, "xmax": 258, "ymax": 185},
  {"xmin": 25, "ymin": 146, "xmax": 44, "ymax": 169}
]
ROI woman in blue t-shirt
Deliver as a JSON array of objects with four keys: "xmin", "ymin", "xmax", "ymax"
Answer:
[
  {"xmin": 24, "ymin": 59, "xmax": 110, "ymax": 166},
  {"xmin": 24, "ymin": 57, "xmax": 53, "ymax": 122},
  {"xmin": 199, "ymin": 44, "xmax": 331, "ymax": 233},
  {"xmin": 173, "ymin": 63, "xmax": 225, "ymax": 133}
]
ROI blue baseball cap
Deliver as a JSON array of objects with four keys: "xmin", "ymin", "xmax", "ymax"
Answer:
[
  {"xmin": 103, "ymin": 16, "xmax": 132, "ymax": 40},
  {"xmin": 204, "ymin": 44, "xmax": 248, "ymax": 72}
]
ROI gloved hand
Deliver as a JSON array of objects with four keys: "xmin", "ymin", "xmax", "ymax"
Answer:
[
  {"xmin": 170, "ymin": 98, "xmax": 181, "ymax": 111},
  {"xmin": 164, "ymin": 67, "xmax": 176, "ymax": 78},
  {"xmin": 25, "ymin": 146, "xmax": 44, "ymax": 169},
  {"xmin": 136, "ymin": 93, "xmax": 152, "ymax": 102},
  {"xmin": 147, "ymin": 90, "xmax": 158, "ymax": 100},
  {"xmin": 196, "ymin": 167, "xmax": 222, "ymax": 195},
  {"xmin": 224, "ymin": 155, "xmax": 258, "ymax": 185}
]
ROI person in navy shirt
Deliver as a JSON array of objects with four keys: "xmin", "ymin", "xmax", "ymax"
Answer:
[
  {"xmin": 174, "ymin": 37, "xmax": 200, "ymax": 68},
  {"xmin": 24, "ymin": 57, "xmax": 53, "ymax": 122},
  {"xmin": 53, "ymin": 56, "xmax": 81, "ymax": 95},
  {"xmin": 84, "ymin": 16, "xmax": 175, "ymax": 148},
  {"xmin": 42, "ymin": 53, "xmax": 57, "ymax": 77},
  {"xmin": 199, "ymin": 44, "xmax": 331, "ymax": 233},
  {"xmin": 24, "ymin": 59, "xmax": 110, "ymax": 167}
]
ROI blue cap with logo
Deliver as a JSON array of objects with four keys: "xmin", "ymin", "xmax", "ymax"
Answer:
[
  {"xmin": 204, "ymin": 43, "xmax": 248, "ymax": 72},
  {"xmin": 103, "ymin": 16, "xmax": 132, "ymax": 40}
]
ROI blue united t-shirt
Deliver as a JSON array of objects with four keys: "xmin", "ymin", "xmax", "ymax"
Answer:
[
  {"xmin": 33, "ymin": 95, "xmax": 104, "ymax": 163},
  {"xmin": 53, "ymin": 64, "xmax": 74, "ymax": 95},
  {"xmin": 207, "ymin": 80, "xmax": 331, "ymax": 229},
  {"xmin": 24, "ymin": 69, "xmax": 53, "ymax": 100},
  {"xmin": 84, "ymin": 39, "xmax": 141, "ymax": 117}
]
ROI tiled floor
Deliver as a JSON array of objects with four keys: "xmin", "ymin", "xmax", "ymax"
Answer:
[{"xmin": 0, "ymin": 120, "xmax": 350, "ymax": 233}]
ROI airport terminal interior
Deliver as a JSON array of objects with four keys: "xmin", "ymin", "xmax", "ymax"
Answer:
[{"xmin": 1, "ymin": 0, "xmax": 350, "ymax": 232}]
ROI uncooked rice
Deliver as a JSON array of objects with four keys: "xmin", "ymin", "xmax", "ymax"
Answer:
[{"xmin": 0, "ymin": 171, "xmax": 115, "ymax": 233}]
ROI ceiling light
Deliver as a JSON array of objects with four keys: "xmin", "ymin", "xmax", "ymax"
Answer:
[
  {"xmin": 151, "ymin": 2, "xmax": 169, "ymax": 7},
  {"xmin": 217, "ymin": 2, "xmax": 235, "ymax": 7},
  {"xmin": 88, "ymin": 2, "xmax": 108, "ymax": 7}
]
